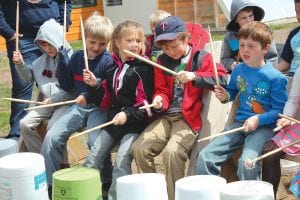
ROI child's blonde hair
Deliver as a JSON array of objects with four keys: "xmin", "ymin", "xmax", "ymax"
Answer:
[
  {"xmin": 84, "ymin": 12, "xmax": 113, "ymax": 43},
  {"xmin": 238, "ymin": 21, "xmax": 273, "ymax": 48},
  {"xmin": 110, "ymin": 20, "xmax": 145, "ymax": 54},
  {"xmin": 149, "ymin": 10, "xmax": 171, "ymax": 28}
]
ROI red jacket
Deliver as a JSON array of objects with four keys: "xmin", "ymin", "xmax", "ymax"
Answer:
[{"xmin": 153, "ymin": 45, "xmax": 227, "ymax": 133}]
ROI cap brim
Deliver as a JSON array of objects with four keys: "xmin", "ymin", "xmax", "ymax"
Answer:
[{"xmin": 154, "ymin": 32, "xmax": 180, "ymax": 43}]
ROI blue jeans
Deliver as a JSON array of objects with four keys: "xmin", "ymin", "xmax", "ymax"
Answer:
[
  {"xmin": 84, "ymin": 130, "xmax": 139, "ymax": 200},
  {"xmin": 6, "ymin": 37, "xmax": 42, "ymax": 138},
  {"xmin": 40, "ymin": 104, "xmax": 112, "ymax": 185},
  {"xmin": 196, "ymin": 122, "xmax": 274, "ymax": 180}
]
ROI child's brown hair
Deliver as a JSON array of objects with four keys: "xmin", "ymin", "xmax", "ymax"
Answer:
[
  {"xmin": 110, "ymin": 20, "xmax": 145, "ymax": 54},
  {"xmin": 238, "ymin": 21, "xmax": 273, "ymax": 48}
]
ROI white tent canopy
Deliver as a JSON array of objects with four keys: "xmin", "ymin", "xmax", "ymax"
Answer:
[{"xmin": 217, "ymin": 0, "xmax": 296, "ymax": 22}]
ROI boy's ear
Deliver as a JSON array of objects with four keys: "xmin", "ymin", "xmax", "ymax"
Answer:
[{"xmin": 263, "ymin": 43, "xmax": 271, "ymax": 54}]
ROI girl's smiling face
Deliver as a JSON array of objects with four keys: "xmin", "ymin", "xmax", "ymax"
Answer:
[{"xmin": 117, "ymin": 28, "xmax": 143, "ymax": 62}]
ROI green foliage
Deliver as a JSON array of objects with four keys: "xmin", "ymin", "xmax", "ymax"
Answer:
[
  {"xmin": 0, "ymin": 112, "xmax": 10, "ymax": 137},
  {"xmin": 70, "ymin": 41, "xmax": 83, "ymax": 50}
]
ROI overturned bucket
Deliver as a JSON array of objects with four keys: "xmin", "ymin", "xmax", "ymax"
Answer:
[
  {"xmin": 117, "ymin": 173, "xmax": 168, "ymax": 200},
  {"xmin": 0, "ymin": 138, "xmax": 18, "ymax": 158},
  {"xmin": 0, "ymin": 152, "xmax": 48, "ymax": 200},
  {"xmin": 175, "ymin": 175, "xmax": 226, "ymax": 200},
  {"xmin": 52, "ymin": 167, "xmax": 101, "ymax": 200},
  {"xmin": 220, "ymin": 180, "xmax": 274, "ymax": 200}
]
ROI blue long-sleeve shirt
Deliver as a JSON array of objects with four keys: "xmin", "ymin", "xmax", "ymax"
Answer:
[
  {"xmin": 227, "ymin": 62, "xmax": 287, "ymax": 127},
  {"xmin": 57, "ymin": 50, "xmax": 113, "ymax": 102},
  {"xmin": 0, "ymin": 0, "xmax": 72, "ymax": 39}
]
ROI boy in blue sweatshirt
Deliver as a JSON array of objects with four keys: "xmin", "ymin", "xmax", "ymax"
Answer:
[
  {"xmin": 0, "ymin": 0, "xmax": 72, "ymax": 139},
  {"xmin": 197, "ymin": 21, "xmax": 288, "ymax": 180},
  {"xmin": 40, "ymin": 13, "xmax": 113, "ymax": 199}
]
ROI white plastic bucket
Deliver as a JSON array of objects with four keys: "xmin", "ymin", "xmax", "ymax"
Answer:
[
  {"xmin": 220, "ymin": 180, "xmax": 274, "ymax": 200},
  {"xmin": 117, "ymin": 173, "xmax": 168, "ymax": 200},
  {"xmin": 175, "ymin": 175, "xmax": 227, "ymax": 200},
  {"xmin": 0, "ymin": 152, "xmax": 48, "ymax": 200},
  {"xmin": 0, "ymin": 138, "xmax": 18, "ymax": 158}
]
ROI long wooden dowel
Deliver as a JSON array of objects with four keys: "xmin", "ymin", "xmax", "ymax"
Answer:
[
  {"xmin": 273, "ymin": 125, "xmax": 283, "ymax": 132},
  {"xmin": 123, "ymin": 49, "xmax": 178, "ymax": 76},
  {"xmin": 207, "ymin": 26, "xmax": 220, "ymax": 86},
  {"xmin": 2, "ymin": 97, "xmax": 45, "ymax": 105},
  {"xmin": 139, "ymin": 103, "xmax": 156, "ymax": 110},
  {"xmin": 80, "ymin": 15, "xmax": 89, "ymax": 70},
  {"xmin": 252, "ymin": 139, "xmax": 300, "ymax": 163},
  {"xmin": 25, "ymin": 99, "xmax": 76, "ymax": 110},
  {"xmin": 69, "ymin": 120, "xmax": 115, "ymax": 139},
  {"xmin": 15, "ymin": 1, "xmax": 19, "ymax": 51},
  {"xmin": 197, "ymin": 126, "xmax": 245, "ymax": 142},
  {"xmin": 279, "ymin": 114, "xmax": 300, "ymax": 124},
  {"xmin": 63, "ymin": 0, "xmax": 67, "ymax": 48}
]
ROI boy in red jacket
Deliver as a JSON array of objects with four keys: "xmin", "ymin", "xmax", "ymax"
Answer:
[{"xmin": 132, "ymin": 16, "xmax": 227, "ymax": 200}]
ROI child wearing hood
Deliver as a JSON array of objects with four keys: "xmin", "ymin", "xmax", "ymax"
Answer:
[
  {"xmin": 221, "ymin": 0, "xmax": 278, "ymax": 73},
  {"xmin": 12, "ymin": 19, "xmax": 73, "ymax": 153}
]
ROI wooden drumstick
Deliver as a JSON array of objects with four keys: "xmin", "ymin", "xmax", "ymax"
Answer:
[
  {"xmin": 139, "ymin": 103, "xmax": 156, "ymax": 110},
  {"xmin": 2, "ymin": 97, "xmax": 45, "ymax": 105},
  {"xmin": 69, "ymin": 120, "xmax": 115, "ymax": 139},
  {"xmin": 255, "ymin": 140, "xmax": 300, "ymax": 162},
  {"xmin": 80, "ymin": 15, "xmax": 89, "ymax": 70},
  {"xmin": 207, "ymin": 25, "xmax": 219, "ymax": 86},
  {"xmin": 16, "ymin": 1, "xmax": 19, "ymax": 51},
  {"xmin": 25, "ymin": 99, "xmax": 77, "ymax": 110},
  {"xmin": 197, "ymin": 126, "xmax": 245, "ymax": 142},
  {"xmin": 123, "ymin": 49, "xmax": 178, "ymax": 76},
  {"xmin": 279, "ymin": 114, "xmax": 300, "ymax": 124},
  {"xmin": 63, "ymin": 0, "xmax": 67, "ymax": 48}
]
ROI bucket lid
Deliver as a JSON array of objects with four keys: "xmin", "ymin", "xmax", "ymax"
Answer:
[
  {"xmin": 0, "ymin": 152, "xmax": 45, "ymax": 177},
  {"xmin": 117, "ymin": 173, "xmax": 168, "ymax": 200},
  {"xmin": 176, "ymin": 175, "xmax": 227, "ymax": 200},
  {"xmin": 220, "ymin": 180, "xmax": 274, "ymax": 200},
  {"xmin": 53, "ymin": 167, "xmax": 99, "ymax": 182}
]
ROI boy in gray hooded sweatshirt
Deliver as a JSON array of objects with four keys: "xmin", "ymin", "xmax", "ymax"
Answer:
[
  {"xmin": 221, "ymin": 0, "xmax": 278, "ymax": 73},
  {"xmin": 12, "ymin": 19, "xmax": 73, "ymax": 153}
]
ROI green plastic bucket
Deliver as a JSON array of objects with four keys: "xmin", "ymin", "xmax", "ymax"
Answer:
[{"xmin": 52, "ymin": 167, "xmax": 101, "ymax": 200}]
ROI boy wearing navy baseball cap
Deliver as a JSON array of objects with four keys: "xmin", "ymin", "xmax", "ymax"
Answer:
[{"xmin": 132, "ymin": 16, "xmax": 227, "ymax": 200}]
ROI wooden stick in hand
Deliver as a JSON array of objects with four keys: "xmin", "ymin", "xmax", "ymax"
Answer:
[
  {"xmin": 2, "ymin": 97, "xmax": 45, "ymax": 105},
  {"xmin": 25, "ymin": 99, "xmax": 77, "ymax": 111},
  {"xmin": 15, "ymin": 1, "xmax": 19, "ymax": 51},
  {"xmin": 63, "ymin": 0, "xmax": 67, "ymax": 48},
  {"xmin": 207, "ymin": 26, "xmax": 220, "ymax": 86},
  {"xmin": 80, "ymin": 15, "xmax": 89, "ymax": 70},
  {"xmin": 123, "ymin": 49, "xmax": 178, "ymax": 76},
  {"xmin": 69, "ymin": 120, "xmax": 115, "ymax": 139},
  {"xmin": 279, "ymin": 114, "xmax": 300, "ymax": 124},
  {"xmin": 245, "ymin": 139, "xmax": 300, "ymax": 169},
  {"xmin": 197, "ymin": 126, "xmax": 245, "ymax": 143},
  {"xmin": 139, "ymin": 103, "xmax": 156, "ymax": 110}
]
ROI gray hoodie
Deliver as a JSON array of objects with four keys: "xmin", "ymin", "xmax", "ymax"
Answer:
[
  {"xmin": 226, "ymin": 0, "xmax": 265, "ymax": 32},
  {"xmin": 15, "ymin": 19, "xmax": 73, "ymax": 103},
  {"xmin": 221, "ymin": 0, "xmax": 278, "ymax": 72}
]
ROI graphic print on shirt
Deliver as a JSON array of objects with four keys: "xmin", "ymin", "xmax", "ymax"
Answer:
[{"xmin": 237, "ymin": 75, "xmax": 270, "ymax": 114}]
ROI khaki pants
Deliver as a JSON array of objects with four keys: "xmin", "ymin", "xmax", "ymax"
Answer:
[{"xmin": 132, "ymin": 113, "xmax": 196, "ymax": 200}]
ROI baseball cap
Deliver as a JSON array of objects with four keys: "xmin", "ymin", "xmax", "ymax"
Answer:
[{"xmin": 154, "ymin": 16, "xmax": 186, "ymax": 43}]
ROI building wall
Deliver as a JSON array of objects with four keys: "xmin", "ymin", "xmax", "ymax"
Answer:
[{"xmin": 0, "ymin": 0, "xmax": 103, "ymax": 51}]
